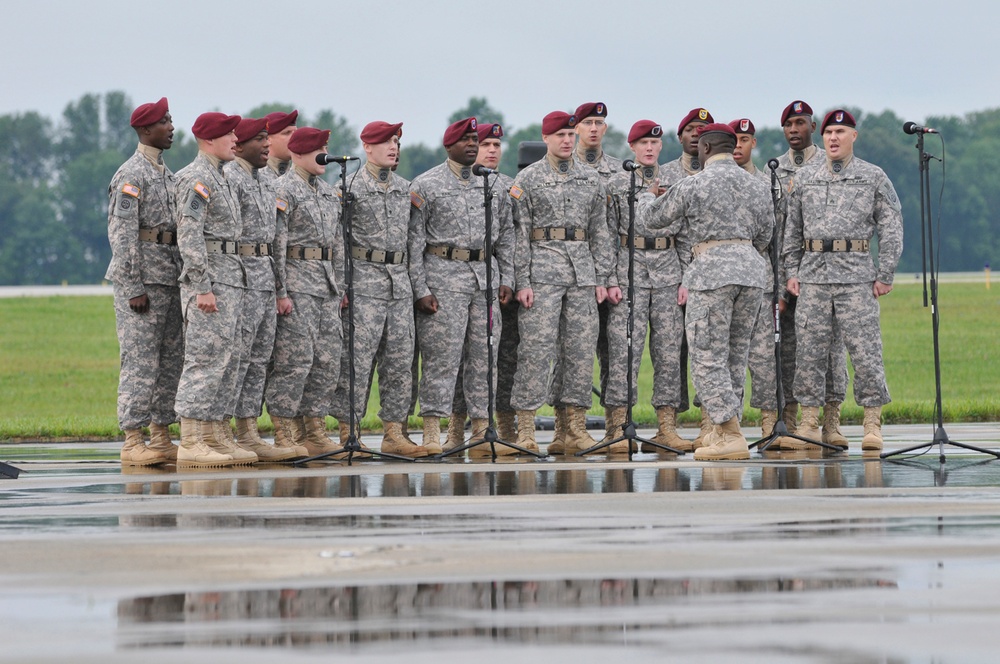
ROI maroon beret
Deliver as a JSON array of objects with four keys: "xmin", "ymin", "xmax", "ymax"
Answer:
[
  {"xmin": 360, "ymin": 121, "xmax": 403, "ymax": 145},
  {"xmin": 235, "ymin": 117, "xmax": 268, "ymax": 143},
  {"xmin": 192, "ymin": 112, "xmax": 241, "ymax": 140},
  {"xmin": 130, "ymin": 97, "xmax": 169, "ymax": 128},
  {"xmin": 627, "ymin": 120, "xmax": 663, "ymax": 144},
  {"xmin": 443, "ymin": 117, "xmax": 477, "ymax": 147},
  {"xmin": 821, "ymin": 109, "xmax": 857, "ymax": 132},
  {"xmin": 477, "ymin": 123, "xmax": 504, "ymax": 142},
  {"xmin": 541, "ymin": 111, "xmax": 576, "ymax": 135},
  {"xmin": 780, "ymin": 100, "xmax": 813, "ymax": 126},
  {"xmin": 728, "ymin": 118, "xmax": 756, "ymax": 135},
  {"xmin": 696, "ymin": 123, "xmax": 737, "ymax": 139},
  {"xmin": 264, "ymin": 110, "xmax": 298, "ymax": 135},
  {"xmin": 287, "ymin": 127, "xmax": 330, "ymax": 154},
  {"xmin": 677, "ymin": 107, "xmax": 713, "ymax": 135},
  {"xmin": 574, "ymin": 102, "xmax": 608, "ymax": 120}
]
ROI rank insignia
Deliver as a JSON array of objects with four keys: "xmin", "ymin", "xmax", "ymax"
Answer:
[
  {"xmin": 567, "ymin": 115, "xmax": 577, "ymax": 128},
  {"xmin": 121, "ymin": 183, "xmax": 140, "ymax": 197},
  {"xmin": 698, "ymin": 109, "xmax": 709, "ymax": 121},
  {"xmin": 793, "ymin": 102, "xmax": 803, "ymax": 114},
  {"xmin": 596, "ymin": 103, "xmax": 605, "ymax": 115},
  {"xmin": 509, "ymin": 185, "xmax": 524, "ymax": 200},
  {"xmin": 470, "ymin": 118, "xmax": 477, "ymax": 130},
  {"xmin": 410, "ymin": 191, "xmax": 424, "ymax": 209},
  {"xmin": 491, "ymin": 124, "xmax": 502, "ymax": 137},
  {"xmin": 194, "ymin": 182, "xmax": 210, "ymax": 200},
  {"xmin": 835, "ymin": 112, "xmax": 844, "ymax": 123},
  {"xmin": 276, "ymin": 198, "xmax": 288, "ymax": 212},
  {"xmin": 740, "ymin": 119, "xmax": 750, "ymax": 132}
]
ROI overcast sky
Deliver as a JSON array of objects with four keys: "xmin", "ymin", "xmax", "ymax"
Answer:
[{"xmin": 3, "ymin": 0, "xmax": 995, "ymax": 148}]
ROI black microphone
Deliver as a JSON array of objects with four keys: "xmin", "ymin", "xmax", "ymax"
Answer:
[
  {"xmin": 472, "ymin": 164, "xmax": 497, "ymax": 176},
  {"xmin": 903, "ymin": 122, "xmax": 938, "ymax": 135},
  {"xmin": 316, "ymin": 154, "xmax": 360, "ymax": 164},
  {"xmin": 621, "ymin": 159, "xmax": 642, "ymax": 172},
  {"xmin": 767, "ymin": 158, "xmax": 779, "ymax": 171}
]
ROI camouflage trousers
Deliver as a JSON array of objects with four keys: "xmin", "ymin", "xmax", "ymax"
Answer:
[
  {"xmin": 780, "ymin": 298, "xmax": 848, "ymax": 404},
  {"xmin": 174, "ymin": 283, "xmax": 244, "ymax": 421},
  {"xmin": 748, "ymin": 291, "xmax": 779, "ymax": 409},
  {"xmin": 415, "ymin": 288, "xmax": 499, "ymax": 419},
  {"xmin": 547, "ymin": 299, "xmax": 609, "ymax": 408},
  {"xmin": 685, "ymin": 285, "xmax": 762, "ymax": 424},
  {"xmin": 331, "ymin": 294, "xmax": 414, "ymax": 424},
  {"xmin": 452, "ymin": 299, "xmax": 519, "ymax": 413},
  {"xmin": 113, "ymin": 283, "xmax": 183, "ymax": 429},
  {"xmin": 265, "ymin": 290, "xmax": 343, "ymax": 418},
  {"xmin": 225, "ymin": 288, "xmax": 276, "ymax": 419},
  {"xmin": 794, "ymin": 282, "xmax": 890, "ymax": 407},
  {"xmin": 605, "ymin": 285, "xmax": 685, "ymax": 408},
  {"xmin": 511, "ymin": 284, "xmax": 598, "ymax": 411}
]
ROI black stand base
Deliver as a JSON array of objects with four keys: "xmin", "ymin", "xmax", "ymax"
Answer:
[
  {"xmin": 296, "ymin": 433, "xmax": 420, "ymax": 466},
  {"xmin": 752, "ymin": 420, "xmax": 843, "ymax": 453},
  {"xmin": 0, "ymin": 460, "xmax": 22, "ymax": 479},
  {"xmin": 880, "ymin": 424, "xmax": 1000, "ymax": 462},
  {"xmin": 437, "ymin": 424, "xmax": 547, "ymax": 461},
  {"xmin": 577, "ymin": 420, "xmax": 684, "ymax": 458}
]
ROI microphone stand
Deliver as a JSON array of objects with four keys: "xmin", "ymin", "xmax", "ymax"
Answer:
[
  {"xmin": 297, "ymin": 161, "xmax": 418, "ymax": 466},
  {"xmin": 752, "ymin": 161, "xmax": 839, "ymax": 453},
  {"xmin": 437, "ymin": 169, "xmax": 546, "ymax": 460},
  {"xmin": 882, "ymin": 131, "xmax": 998, "ymax": 461},
  {"xmin": 578, "ymin": 166, "xmax": 683, "ymax": 458}
]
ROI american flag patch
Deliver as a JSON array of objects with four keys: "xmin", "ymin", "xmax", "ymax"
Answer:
[
  {"xmin": 193, "ymin": 181, "xmax": 210, "ymax": 200},
  {"xmin": 276, "ymin": 198, "xmax": 288, "ymax": 212},
  {"xmin": 410, "ymin": 191, "xmax": 424, "ymax": 209},
  {"xmin": 509, "ymin": 185, "xmax": 523, "ymax": 200},
  {"xmin": 121, "ymin": 183, "xmax": 140, "ymax": 197}
]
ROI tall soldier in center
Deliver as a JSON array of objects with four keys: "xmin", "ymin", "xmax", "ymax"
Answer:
[
  {"xmin": 509, "ymin": 110, "xmax": 617, "ymax": 454},
  {"xmin": 409, "ymin": 117, "xmax": 515, "ymax": 456}
]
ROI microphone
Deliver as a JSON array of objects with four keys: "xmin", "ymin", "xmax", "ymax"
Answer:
[
  {"xmin": 621, "ymin": 159, "xmax": 642, "ymax": 172},
  {"xmin": 903, "ymin": 122, "xmax": 938, "ymax": 135},
  {"xmin": 316, "ymin": 154, "xmax": 360, "ymax": 164},
  {"xmin": 767, "ymin": 158, "xmax": 779, "ymax": 171},
  {"xmin": 472, "ymin": 164, "xmax": 498, "ymax": 176}
]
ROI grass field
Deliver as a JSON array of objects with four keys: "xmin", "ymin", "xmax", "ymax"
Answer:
[{"xmin": 1, "ymin": 281, "xmax": 998, "ymax": 441}]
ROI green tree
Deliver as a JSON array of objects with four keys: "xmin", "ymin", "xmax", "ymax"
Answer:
[
  {"xmin": 448, "ymin": 97, "xmax": 506, "ymax": 127},
  {"xmin": 396, "ymin": 143, "xmax": 445, "ymax": 181}
]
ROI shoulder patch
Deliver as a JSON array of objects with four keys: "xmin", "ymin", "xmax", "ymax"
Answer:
[
  {"xmin": 276, "ymin": 198, "xmax": 288, "ymax": 212},
  {"xmin": 193, "ymin": 181, "xmax": 210, "ymax": 200},
  {"xmin": 121, "ymin": 183, "xmax": 140, "ymax": 198},
  {"xmin": 410, "ymin": 191, "xmax": 424, "ymax": 209},
  {"xmin": 509, "ymin": 185, "xmax": 524, "ymax": 200}
]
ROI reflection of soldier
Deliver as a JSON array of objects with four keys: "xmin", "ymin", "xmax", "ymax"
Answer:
[
  {"xmin": 107, "ymin": 97, "xmax": 183, "ymax": 466},
  {"xmin": 784, "ymin": 109, "xmax": 902, "ymax": 451}
]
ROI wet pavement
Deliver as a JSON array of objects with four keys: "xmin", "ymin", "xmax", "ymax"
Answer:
[{"xmin": 2, "ymin": 423, "xmax": 1000, "ymax": 663}]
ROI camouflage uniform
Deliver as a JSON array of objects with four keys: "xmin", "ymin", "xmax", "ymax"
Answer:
[
  {"xmin": 330, "ymin": 164, "xmax": 414, "ymax": 424},
  {"xmin": 783, "ymin": 154, "xmax": 903, "ymax": 407},
  {"xmin": 106, "ymin": 143, "xmax": 183, "ymax": 430},
  {"xmin": 744, "ymin": 164, "xmax": 779, "ymax": 409},
  {"xmin": 174, "ymin": 152, "xmax": 246, "ymax": 421},
  {"xmin": 408, "ymin": 161, "xmax": 514, "ymax": 419},
  {"xmin": 509, "ymin": 155, "xmax": 614, "ymax": 410},
  {"xmin": 604, "ymin": 164, "xmax": 684, "ymax": 409},
  {"xmin": 643, "ymin": 154, "xmax": 772, "ymax": 424},
  {"xmin": 222, "ymin": 157, "xmax": 281, "ymax": 419},
  {"xmin": 260, "ymin": 156, "xmax": 290, "ymax": 186},
  {"xmin": 264, "ymin": 165, "xmax": 344, "ymax": 418}
]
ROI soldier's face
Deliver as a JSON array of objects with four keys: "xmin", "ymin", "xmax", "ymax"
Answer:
[
  {"xmin": 732, "ymin": 134, "xmax": 756, "ymax": 166},
  {"xmin": 293, "ymin": 148, "xmax": 327, "ymax": 176},
  {"xmin": 679, "ymin": 122, "xmax": 705, "ymax": 155},
  {"xmin": 235, "ymin": 131, "xmax": 270, "ymax": 169},
  {"xmin": 543, "ymin": 128, "xmax": 576, "ymax": 159},
  {"xmin": 446, "ymin": 132, "xmax": 479, "ymax": 166},
  {"xmin": 477, "ymin": 138, "xmax": 502, "ymax": 169},
  {"xmin": 145, "ymin": 113, "xmax": 174, "ymax": 150},
  {"xmin": 270, "ymin": 125, "xmax": 297, "ymax": 161},
  {"xmin": 209, "ymin": 131, "xmax": 238, "ymax": 161},
  {"xmin": 823, "ymin": 125, "xmax": 857, "ymax": 159},
  {"xmin": 576, "ymin": 117, "xmax": 607, "ymax": 149},
  {"xmin": 630, "ymin": 137, "xmax": 662, "ymax": 167},
  {"xmin": 365, "ymin": 136, "xmax": 398, "ymax": 169},
  {"xmin": 783, "ymin": 116, "xmax": 815, "ymax": 150}
]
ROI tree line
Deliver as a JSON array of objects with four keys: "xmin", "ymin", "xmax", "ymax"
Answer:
[{"xmin": 0, "ymin": 92, "xmax": 995, "ymax": 285}]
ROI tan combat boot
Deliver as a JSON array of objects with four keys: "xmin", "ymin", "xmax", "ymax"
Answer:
[
  {"xmin": 339, "ymin": 420, "xmax": 351, "ymax": 445},
  {"xmin": 236, "ymin": 417, "xmax": 298, "ymax": 462},
  {"xmin": 563, "ymin": 406, "xmax": 598, "ymax": 454},
  {"xmin": 647, "ymin": 406, "xmax": 693, "ymax": 453},
  {"xmin": 302, "ymin": 416, "xmax": 345, "ymax": 456},
  {"xmin": 602, "ymin": 406, "xmax": 636, "ymax": 455},
  {"xmin": 691, "ymin": 410, "xmax": 713, "ymax": 450},
  {"xmin": 694, "ymin": 416, "xmax": 750, "ymax": 461},
  {"xmin": 760, "ymin": 410, "xmax": 778, "ymax": 438},
  {"xmin": 546, "ymin": 406, "xmax": 569, "ymax": 455},
  {"xmin": 782, "ymin": 401, "xmax": 799, "ymax": 433},
  {"xmin": 790, "ymin": 406, "xmax": 821, "ymax": 447},
  {"xmin": 515, "ymin": 410, "xmax": 540, "ymax": 453},
  {"xmin": 496, "ymin": 410, "xmax": 517, "ymax": 443},
  {"xmin": 423, "ymin": 416, "xmax": 444, "ymax": 454},
  {"xmin": 271, "ymin": 415, "xmax": 309, "ymax": 458},
  {"xmin": 120, "ymin": 429, "xmax": 166, "ymax": 466},
  {"xmin": 446, "ymin": 412, "xmax": 467, "ymax": 451},
  {"xmin": 177, "ymin": 417, "xmax": 236, "ymax": 468},
  {"xmin": 381, "ymin": 421, "xmax": 429, "ymax": 458},
  {"xmin": 469, "ymin": 418, "xmax": 515, "ymax": 458},
  {"xmin": 207, "ymin": 420, "xmax": 258, "ymax": 465},
  {"xmin": 147, "ymin": 423, "xmax": 177, "ymax": 462},
  {"xmin": 862, "ymin": 406, "xmax": 883, "ymax": 450},
  {"xmin": 821, "ymin": 401, "xmax": 849, "ymax": 449}
]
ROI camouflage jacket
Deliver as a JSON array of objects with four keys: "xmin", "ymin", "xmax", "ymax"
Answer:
[
  {"xmin": 574, "ymin": 146, "xmax": 622, "ymax": 183},
  {"xmin": 659, "ymin": 153, "xmax": 701, "ymax": 189},
  {"xmin": 225, "ymin": 158, "xmax": 281, "ymax": 294}
]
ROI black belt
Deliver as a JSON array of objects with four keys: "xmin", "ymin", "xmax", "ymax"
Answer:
[
  {"xmin": 287, "ymin": 246, "xmax": 336, "ymax": 260},
  {"xmin": 803, "ymin": 239, "xmax": 870, "ymax": 252},
  {"xmin": 205, "ymin": 240, "xmax": 239, "ymax": 255},
  {"xmin": 620, "ymin": 234, "xmax": 674, "ymax": 250},
  {"xmin": 352, "ymin": 246, "xmax": 405, "ymax": 264},
  {"xmin": 531, "ymin": 227, "xmax": 587, "ymax": 241},
  {"xmin": 138, "ymin": 228, "xmax": 177, "ymax": 245},
  {"xmin": 425, "ymin": 245, "xmax": 486, "ymax": 262},
  {"xmin": 238, "ymin": 242, "xmax": 272, "ymax": 257}
]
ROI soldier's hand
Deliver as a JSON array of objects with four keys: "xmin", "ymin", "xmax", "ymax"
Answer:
[
  {"xmin": 341, "ymin": 294, "xmax": 349, "ymax": 310},
  {"xmin": 276, "ymin": 297, "xmax": 293, "ymax": 315},
  {"xmin": 595, "ymin": 286, "xmax": 607, "ymax": 304},
  {"xmin": 786, "ymin": 278, "xmax": 800, "ymax": 297},
  {"xmin": 128, "ymin": 293, "xmax": 150, "ymax": 314},
  {"xmin": 516, "ymin": 288, "xmax": 534, "ymax": 309},
  {"xmin": 650, "ymin": 179, "xmax": 667, "ymax": 197},
  {"xmin": 778, "ymin": 298, "xmax": 787, "ymax": 313},
  {"xmin": 606, "ymin": 286, "xmax": 623, "ymax": 305},
  {"xmin": 498, "ymin": 285, "xmax": 513, "ymax": 306},
  {"xmin": 197, "ymin": 292, "xmax": 218, "ymax": 313},
  {"xmin": 873, "ymin": 281, "xmax": 893, "ymax": 298},
  {"xmin": 677, "ymin": 286, "xmax": 688, "ymax": 306},
  {"xmin": 415, "ymin": 294, "xmax": 438, "ymax": 315}
]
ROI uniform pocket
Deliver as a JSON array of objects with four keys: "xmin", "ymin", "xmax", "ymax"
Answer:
[{"xmin": 686, "ymin": 303, "xmax": 711, "ymax": 351}]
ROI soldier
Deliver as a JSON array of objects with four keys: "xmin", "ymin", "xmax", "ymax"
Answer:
[
  {"xmin": 773, "ymin": 100, "xmax": 850, "ymax": 449},
  {"xmin": 223, "ymin": 118, "xmax": 302, "ymax": 462},
  {"xmin": 330, "ymin": 120, "xmax": 428, "ymax": 458},
  {"xmin": 174, "ymin": 112, "xmax": 257, "ymax": 467},
  {"xmin": 509, "ymin": 110, "xmax": 617, "ymax": 454},
  {"xmin": 644, "ymin": 123, "xmax": 773, "ymax": 460},
  {"xmin": 261, "ymin": 110, "xmax": 298, "ymax": 182},
  {"xmin": 603, "ymin": 119, "xmax": 689, "ymax": 453},
  {"xmin": 265, "ymin": 127, "xmax": 346, "ymax": 457},
  {"xmin": 784, "ymin": 109, "xmax": 903, "ymax": 450},
  {"xmin": 106, "ymin": 97, "xmax": 183, "ymax": 466},
  {"xmin": 408, "ymin": 117, "xmax": 515, "ymax": 457}
]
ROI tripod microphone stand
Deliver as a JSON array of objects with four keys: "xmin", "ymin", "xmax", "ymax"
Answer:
[
  {"xmin": 752, "ymin": 159, "xmax": 839, "ymax": 453},
  {"xmin": 297, "ymin": 160, "xmax": 417, "ymax": 466},
  {"xmin": 882, "ymin": 126, "xmax": 998, "ymax": 461},
  {"xmin": 578, "ymin": 165, "xmax": 683, "ymax": 458},
  {"xmin": 437, "ymin": 166, "xmax": 546, "ymax": 461}
]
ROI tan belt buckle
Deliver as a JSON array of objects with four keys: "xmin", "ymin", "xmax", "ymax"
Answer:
[
  {"xmin": 371, "ymin": 249, "xmax": 386, "ymax": 263},
  {"xmin": 833, "ymin": 239, "xmax": 848, "ymax": 252},
  {"xmin": 303, "ymin": 247, "xmax": 321, "ymax": 260}
]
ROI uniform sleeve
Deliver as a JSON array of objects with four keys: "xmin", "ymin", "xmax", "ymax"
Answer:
[
  {"xmin": 332, "ymin": 198, "xmax": 345, "ymax": 297},
  {"xmin": 106, "ymin": 176, "xmax": 145, "ymax": 299},
  {"xmin": 605, "ymin": 189, "xmax": 623, "ymax": 288},
  {"xmin": 494, "ymin": 188, "xmax": 516, "ymax": 291},
  {"xmin": 874, "ymin": 173, "xmax": 904, "ymax": 285},
  {"xmin": 753, "ymin": 184, "xmax": 775, "ymax": 254},
  {"xmin": 588, "ymin": 183, "xmax": 614, "ymax": 287},
  {"xmin": 782, "ymin": 180, "xmax": 805, "ymax": 282},
  {"xmin": 643, "ymin": 186, "xmax": 689, "ymax": 269},
  {"xmin": 176, "ymin": 178, "xmax": 212, "ymax": 294},
  {"xmin": 273, "ymin": 193, "xmax": 290, "ymax": 299},
  {"xmin": 407, "ymin": 182, "xmax": 431, "ymax": 301},
  {"xmin": 510, "ymin": 177, "xmax": 533, "ymax": 292}
]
